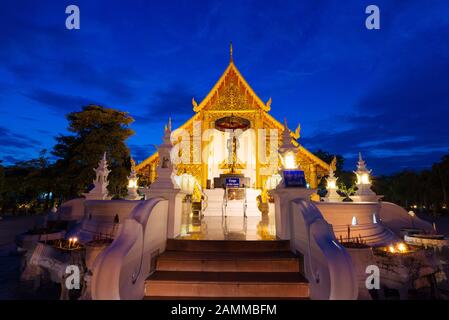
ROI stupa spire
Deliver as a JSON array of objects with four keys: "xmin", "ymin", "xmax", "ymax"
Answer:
[
  {"xmin": 323, "ymin": 156, "xmax": 342, "ymax": 202},
  {"xmin": 350, "ymin": 152, "xmax": 382, "ymax": 202},
  {"xmin": 230, "ymin": 41, "xmax": 233, "ymax": 62},
  {"xmin": 83, "ymin": 153, "xmax": 112, "ymax": 200}
]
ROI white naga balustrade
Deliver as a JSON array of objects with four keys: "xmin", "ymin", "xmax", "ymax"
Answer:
[
  {"xmin": 91, "ymin": 198, "xmax": 168, "ymax": 299},
  {"xmin": 290, "ymin": 200, "xmax": 358, "ymax": 300}
]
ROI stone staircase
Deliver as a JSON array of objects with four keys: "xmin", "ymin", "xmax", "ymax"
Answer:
[
  {"xmin": 144, "ymin": 239, "xmax": 309, "ymax": 299},
  {"xmin": 203, "ymin": 188, "xmax": 261, "ymax": 217}
]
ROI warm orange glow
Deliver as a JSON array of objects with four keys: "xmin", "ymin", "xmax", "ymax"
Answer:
[
  {"xmin": 357, "ymin": 172, "xmax": 370, "ymax": 185},
  {"xmin": 128, "ymin": 179, "xmax": 138, "ymax": 189},
  {"xmin": 385, "ymin": 242, "xmax": 408, "ymax": 254},
  {"xmin": 397, "ymin": 242, "xmax": 407, "ymax": 253}
]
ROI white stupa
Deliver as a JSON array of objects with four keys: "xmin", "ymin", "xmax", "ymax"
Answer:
[
  {"xmin": 350, "ymin": 153, "xmax": 382, "ymax": 202},
  {"xmin": 323, "ymin": 157, "xmax": 342, "ymax": 202},
  {"xmin": 150, "ymin": 118, "xmax": 179, "ymax": 190},
  {"xmin": 126, "ymin": 158, "xmax": 141, "ymax": 200},
  {"xmin": 83, "ymin": 152, "xmax": 112, "ymax": 200}
]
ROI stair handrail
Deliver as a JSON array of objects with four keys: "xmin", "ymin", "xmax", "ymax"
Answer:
[
  {"xmin": 222, "ymin": 186, "xmax": 228, "ymax": 218},
  {"xmin": 243, "ymin": 186, "xmax": 248, "ymax": 218}
]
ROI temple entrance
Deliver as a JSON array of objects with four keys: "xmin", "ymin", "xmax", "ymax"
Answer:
[{"xmin": 177, "ymin": 115, "xmax": 276, "ymax": 240}]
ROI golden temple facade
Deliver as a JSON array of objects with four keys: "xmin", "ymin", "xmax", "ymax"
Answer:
[{"xmin": 136, "ymin": 49, "xmax": 329, "ymax": 193}]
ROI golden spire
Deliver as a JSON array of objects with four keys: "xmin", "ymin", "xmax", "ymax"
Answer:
[{"xmin": 230, "ymin": 41, "xmax": 233, "ymax": 62}]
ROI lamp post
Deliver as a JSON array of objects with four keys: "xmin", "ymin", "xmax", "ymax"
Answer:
[
  {"xmin": 269, "ymin": 118, "xmax": 314, "ymax": 239},
  {"xmin": 126, "ymin": 158, "xmax": 140, "ymax": 200},
  {"xmin": 323, "ymin": 156, "xmax": 342, "ymax": 202},
  {"xmin": 350, "ymin": 153, "xmax": 382, "ymax": 202}
]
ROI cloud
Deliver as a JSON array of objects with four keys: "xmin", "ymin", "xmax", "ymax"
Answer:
[
  {"xmin": 134, "ymin": 83, "xmax": 195, "ymax": 124},
  {"xmin": 0, "ymin": 125, "xmax": 42, "ymax": 164},
  {"xmin": 0, "ymin": 126, "xmax": 40, "ymax": 149},
  {"xmin": 23, "ymin": 89, "xmax": 96, "ymax": 113},
  {"xmin": 302, "ymin": 62, "xmax": 449, "ymax": 173},
  {"xmin": 129, "ymin": 144, "xmax": 158, "ymax": 163}
]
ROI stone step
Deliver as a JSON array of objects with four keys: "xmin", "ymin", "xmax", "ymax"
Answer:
[
  {"xmin": 156, "ymin": 251, "xmax": 300, "ymax": 272},
  {"xmin": 145, "ymin": 271, "xmax": 309, "ymax": 298},
  {"xmin": 203, "ymin": 188, "xmax": 262, "ymax": 217},
  {"xmin": 166, "ymin": 239, "xmax": 291, "ymax": 253}
]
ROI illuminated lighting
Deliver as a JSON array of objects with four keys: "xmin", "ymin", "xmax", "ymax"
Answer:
[
  {"xmin": 357, "ymin": 172, "xmax": 370, "ymax": 185},
  {"xmin": 397, "ymin": 242, "xmax": 407, "ymax": 253},
  {"xmin": 373, "ymin": 214, "xmax": 377, "ymax": 224},
  {"xmin": 128, "ymin": 179, "xmax": 138, "ymax": 189},
  {"xmin": 284, "ymin": 152, "xmax": 296, "ymax": 169},
  {"xmin": 351, "ymin": 216, "xmax": 357, "ymax": 226},
  {"xmin": 327, "ymin": 180, "xmax": 337, "ymax": 190},
  {"xmin": 388, "ymin": 245, "xmax": 396, "ymax": 253},
  {"xmin": 408, "ymin": 210, "xmax": 415, "ymax": 217}
]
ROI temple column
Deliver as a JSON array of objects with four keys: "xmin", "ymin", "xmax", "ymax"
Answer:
[
  {"xmin": 201, "ymin": 114, "xmax": 209, "ymax": 189},
  {"xmin": 150, "ymin": 164, "xmax": 157, "ymax": 183},
  {"xmin": 309, "ymin": 164, "xmax": 318, "ymax": 188},
  {"xmin": 255, "ymin": 113, "xmax": 262, "ymax": 189}
]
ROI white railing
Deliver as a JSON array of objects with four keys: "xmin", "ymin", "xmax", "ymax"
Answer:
[
  {"xmin": 290, "ymin": 199, "xmax": 358, "ymax": 300},
  {"xmin": 91, "ymin": 198, "xmax": 168, "ymax": 300}
]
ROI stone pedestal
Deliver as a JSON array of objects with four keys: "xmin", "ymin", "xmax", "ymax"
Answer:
[
  {"xmin": 269, "ymin": 188, "xmax": 315, "ymax": 240},
  {"xmin": 323, "ymin": 189, "xmax": 342, "ymax": 202}
]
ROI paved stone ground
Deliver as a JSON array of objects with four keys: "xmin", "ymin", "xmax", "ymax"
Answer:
[{"xmin": 0, "ymin": 215, "xmax": 59, "ymax": 300}]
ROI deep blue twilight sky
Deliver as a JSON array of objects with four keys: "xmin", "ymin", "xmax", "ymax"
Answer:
[{"xmin": 0, "ymin": 0, "xmax": 448, "ymax": 174}]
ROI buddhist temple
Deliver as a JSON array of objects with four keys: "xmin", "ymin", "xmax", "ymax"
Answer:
[
  {"xmin": 136, "ymin": 45, "xmax": 329, "ymax": 202},
  {"xmin": 12, "ymin": 47, "xmax": 443, "ymax": 302}
]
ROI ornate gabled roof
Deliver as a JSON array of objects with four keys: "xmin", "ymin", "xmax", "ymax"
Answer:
[
  {"xmin": 137, "ymin": 47, "xmax": 330, "ymax": 174},
  {"xmin": 192, "ymin": 58, "xmax": 271, "ymax": 113}
]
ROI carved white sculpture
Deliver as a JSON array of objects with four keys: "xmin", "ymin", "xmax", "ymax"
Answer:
[
  {"xmin": 84, "ymin": 153, "xmax": 112, "ymax": 200},
  {"xmin": 323, "ymin": 158, "xmax": 342, "ymax": 202},
  {"xmin": 350, "ymin": 153, "xmax": 382, "ymax": 202}
]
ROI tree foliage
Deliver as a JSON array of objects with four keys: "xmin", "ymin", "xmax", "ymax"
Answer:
[
  {"xmin": 373, "ymin": 154, "xmax": 449, "ymax": 216},
  {"xmin": 52, "ymin": 105, "xmax": 134, "ymax": 199},
  {"xmin": 0, "ymin": 150, "xmax": 53, "ymax": 214}
]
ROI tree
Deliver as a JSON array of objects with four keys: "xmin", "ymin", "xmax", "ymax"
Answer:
[
  {"xmin": 433, "ymin": 153, "xmax": 449, "ymax": 211},
  {"xmin": 314, "ymin": 149, "xmax": 345, "ymax": 174},
  {"xmin": 0, "ymin": 160, "xmax": 4, "ymax": 208},
  {"xmin": 1, "ymin": 150, "xmax": 52, "ymax": 214},
  {"xmin": 52, "ymin": 105, "xmax": 134, "ymax": 199}
]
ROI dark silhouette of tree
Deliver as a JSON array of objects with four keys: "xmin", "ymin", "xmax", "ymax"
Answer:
[{"xmin": 52, "ymin": 105, "xmax": 134, "ymax": 200}]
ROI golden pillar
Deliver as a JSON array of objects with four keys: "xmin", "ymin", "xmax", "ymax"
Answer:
[
  {"xmin": 201, "ymin": 113, "xmax": 209, "ymax": 189},
  {"xmin": 309, "ymin": 164, "xmax": 318, "ymax": 188},
  {"xmin": 150, "ymin": 163, "xmax": 157, "ymax": 183},
  {"xmin": 254, "ymin": 113, "xmax": 262, "ymax": 189}
]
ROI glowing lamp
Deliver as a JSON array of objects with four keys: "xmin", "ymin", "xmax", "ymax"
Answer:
[
  {"xmin": 397, "ymin": 242, "xmax": 407, "ymax": 253},
  {"xmin": 388, "ymin": 245, "xmax": 396, "ymax": 253},
  {"xmin": 327, "ymin": 179, "xmax": 337, "ymax": 190},
  {"xmin": 283, "ymin": 152, "xmax": 297, "ymax": 170},
  {"xmin": 128, "ymin": 179, "xmax": 138, "ymax": 189},
  {"xmin": 357, "ymin": 172, "xmax": 370, "ymax": 185},
  {"xmin": 351, "ymin": 216, "xmax": 357, "ymax": 226}
]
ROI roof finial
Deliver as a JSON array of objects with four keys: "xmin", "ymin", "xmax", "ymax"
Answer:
[{"xmin": 230, "ymin": 41, "xmax": 233, "ymax": 62}]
